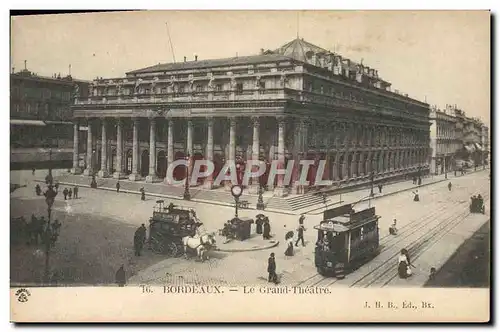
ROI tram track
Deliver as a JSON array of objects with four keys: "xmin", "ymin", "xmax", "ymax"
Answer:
[
  {"xmin": 295, "ymin": 195, "xmax": 456, "ymax": 287},
  {"xmin": 294, "ymin": 183, "xmax": 489, "ymax": 288},
  {"xmin": 349, "ymin": 191, "xmax": 490, "ymax": 288}
]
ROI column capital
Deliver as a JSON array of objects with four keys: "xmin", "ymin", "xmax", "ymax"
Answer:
[
  {"xmin": 251, "ymin": 116, "xmax": 260, "ymax": 127},
  {"xmin": 229, "ymin": 117, "xmax": 237, "ymax": 127},
  {"xmin": 131, "ymin": 117, "xmax": 140, "ymax": 124},
  {"xmin": 276, "ymin": 116, "xmax": 286, "ymax": 127}
]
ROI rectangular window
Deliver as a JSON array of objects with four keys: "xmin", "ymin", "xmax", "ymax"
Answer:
[
  {"xmin": 195, "ymin": 85, "xmax": 203, "ymax": 92},
  {"xmin": 215, "ymin": 84, "xmax": 223, "ymax": 92},
  {"xmin": 161, "ymin": 87, "xmax": 167, "ymax": 94},
  {"xmin": 236, "ymin": 83, "xmax": 243, "ymax": 93},
  {"xmin": 259, "ymin": 81, "xmax": 266, "ymax": 90},
  {"xmin": 178, "ymin": 86, "xmax": 185, "ymax": 93}
]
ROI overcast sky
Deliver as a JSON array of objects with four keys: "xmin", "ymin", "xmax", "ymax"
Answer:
[{"xmin": 11, "ymin": 10, "xmax": 490, "ymax": 125}]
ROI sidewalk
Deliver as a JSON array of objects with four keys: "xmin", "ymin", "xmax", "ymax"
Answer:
[
  {"xmin": 37, "ymin": 167, "xmax": 488, "ymax": 217},
  {"xmin": 301, "ymin": 168, "xmax": 489, "ymax": 215}
]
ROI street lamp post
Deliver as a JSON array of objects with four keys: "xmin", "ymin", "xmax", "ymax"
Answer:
[
  {"xmin": 44, "ymin": 185, "xmax": 57, "ymax": 283},
  {"xmin": 183, "ymin": 154, "xmax": 191, "ymax": 200},
  {"xmin": 231, "ymin": 185, "xmax": 243, "ymax": 218}
]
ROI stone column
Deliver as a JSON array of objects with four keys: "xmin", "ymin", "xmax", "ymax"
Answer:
[
  {"xmin": 83, "ymin": 119, "xmax": 94, "ymax": 176},
  {"xmin": 249, "ymin": 117, "xmax": 260, "ymax": 193},
  {"xmin": 204, "ymin": 117, "xmax": 214, "ymax": 189},
  {"xmin": 274, "ymin": 117, "xmax": 287, "ymax": 196},
  {"xmin": 186, "ymin": 119, "xmax": 193, "ymax": 156},
  {"xmin": 350, "ymin": 153, "xmax": 357, "ymax": 178},
  {"xmin": 98, "ymin": 119, "xmax": 109, "ymax": 178},
  {"xmin": 358, "ymin": 153, "xmax": 365, "ymax": 177},
  {"xmin": 224, "ymin": 118, "xmax": 236, "ymax": 190},
  {"xmin": 113, "ymin": 119, "xmax": 124, "ymax": 178},
  {"xmin": 71, "ymin": 120, "xmax": 81, "ymax": 174},
  {"xmin": 146, "ymin": 118, "xmax": 157, "ymax": 183},
  {"xmin": 229, "ymin": 118, "xmax": 236, "ymax": 162},
  {"xmin": 164, "ymin": 119, "xmax": 174, "ymax": 184},
  {"xmin": 342, "ymin": 153, "xmax": 349, "ymax": 180},
  {"xmin": 129, "ymin": 118, "xmax": 140, "ymax": 181}
]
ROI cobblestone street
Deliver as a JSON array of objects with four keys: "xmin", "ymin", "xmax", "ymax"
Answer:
[{"xmin": 10, "ymin": 169, "xmax": 490, "ymax": 287}]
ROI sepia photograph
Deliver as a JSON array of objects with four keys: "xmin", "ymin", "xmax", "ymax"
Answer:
[{"xmin": 9, "ymin": 9, "xmax": 491, "ymax": 323}]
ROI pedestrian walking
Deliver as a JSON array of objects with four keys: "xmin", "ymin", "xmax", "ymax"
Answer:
[
  {"xmin": 418, "ymin": 177, "xmax": 422, "ymax": 186},
  {"xmin": 378, "ymin": 184, "xmax": 383, "ymax": 194},
  {"xmin": 140, "ymin": 187, "xmax": 146, "ymax": 201},
  {"xmin": 389, "ymin": 219, "xmax": 398, "ymax": 235},
  {"xmin": 73, "ymin": 186, "xmax": 79, "ymax": 199},
  {"xmin": 412, "ymin": 176, "xmax": 416, "ymax": 185},
  {"xmin": 32, "ymin": 168, "xmax": 36, "ymax": 176},
  {"xmin": 134, "ymin": 224, "xmax": 147, "ymax": 256},
  {"xmin": 448, "ymin": 182, "xmax": 452, "ymax": 191},
  {"xmin": 115, "ymin": 265, "xmax": 126, "ymax": 287},
  {"xmin": 299, "ymin": 214, "xmax": 305, "ymax": 225},
  {"xmin": 267, "ymin": 253, "xmax": 278, "ymax": 283},
  {"xmin": 62, "ymin": 188, "xmax": 69, "ymax": 200},
  {"xmin": 295, "ymin": 224, "xmax": 306, "ymax": 247},
  {"xmin": 429, "ymin": 267, "xmax": 437, "ymax": 281},
  {"xmin": 397, "ymin": 249, "xmax": 415, "ymax": 279},
  {"xmin": 35, "ymin": 184, "xmax": 41, "ymax": 196},
  {"xmin": 412, "ymin": 190, "xmax": 420, "ymax": 202},
  {"xmin": 116, "ymin": 181, "xmax": 121, "ymax": 193},
  {"xmin": 262, "ymin": 218, "xmax": 271, "ymax": 240},
  {"xmin": 68, "ymin": 188, "xmax": 73, "ymax": 199}
]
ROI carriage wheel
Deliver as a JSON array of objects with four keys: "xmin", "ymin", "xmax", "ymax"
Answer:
[
  {"xmin": 151, "ymin": 238, "xmax": 166, "ymax": 254},
  {"xmin": 167, "ymin": 243, "xmax": 179, "ymax": 257}
]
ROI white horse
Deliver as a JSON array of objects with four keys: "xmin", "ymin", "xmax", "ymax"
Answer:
[{"xmin": 182, "ymin": 232, "xmax": 216, "ymax": 261}]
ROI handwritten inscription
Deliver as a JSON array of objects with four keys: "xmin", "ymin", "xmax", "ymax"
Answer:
[{"xmin": 364, "ymin": 301, "xmax": 435, "ymax": 310}]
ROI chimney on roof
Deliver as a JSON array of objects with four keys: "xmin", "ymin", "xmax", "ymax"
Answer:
[
  {"xmin": 260, "ymin": 48, "xmax": 264, "ymax": 55},
  {"xmin": 24, "ymin": 60, "xmax": 27, "ymax": 70},
  {"xmin": 184, "ymin": 56, "xmax": 187, "ymax": 62},
  {"xmin": 194, "ymin": 54, "xmax": 198, "ymax": 61}
]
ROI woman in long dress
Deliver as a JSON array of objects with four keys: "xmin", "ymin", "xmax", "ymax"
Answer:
[{"xmin": 398, "ymin": 249, "xmax": 412, "ymax": 279}]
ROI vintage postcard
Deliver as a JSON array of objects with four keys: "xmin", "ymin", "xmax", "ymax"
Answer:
[{"xmin": 9, "ymin": 10, "xmax": 491, "ymax": 323}]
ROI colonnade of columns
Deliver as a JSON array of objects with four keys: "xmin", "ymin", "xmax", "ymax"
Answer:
[{"xmin": 72, "ymin": 115, "xmax": 429, "ymax": 195}]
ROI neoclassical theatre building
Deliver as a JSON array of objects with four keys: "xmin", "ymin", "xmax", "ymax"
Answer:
[{"xmin": 72, "ymin": 38, "xmax": 431, "ymax": 196}]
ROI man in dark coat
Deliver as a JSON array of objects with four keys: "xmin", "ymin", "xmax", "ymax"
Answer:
[
  {"xmin": 62, "ymin": 188, "xmax": 69, "ymax": 200},
  {"xmin": 448, "ymin": 182, "xmax": 452, "ymax": 191},
  {"xmin": 267, "ymin": 253, "xmax": 277, "ymax": 283},
  {"xmin": 378, "ymin": 184, "xmax": 383, "ymax": 194},
  {"xmin": 140, "ymin": 187, "xmax": 146, "ymax": 201},
  {"xmin": 295, "ymin": 224, "xmax": 306, "ymax": 247},
  {"xmin": 262, "ymin": 219, "xmax": 271, "ymax": 240},
  {"xmin": 73, "ymin": 186, "xmax": 79, "ymax": 199},
  {"xmin": 299, "ymin": 215, "xmax": 305, "ymax": 225},
  {"xmin": 116, "ymin": 181, "xmax": 121, "ymax": 193},
  {"xmin": 418, "ymin": 177, "xmax": 422, "ymax": 186},
  {"xmin": 68, "ymin": 188, "xmax": 73, "ymax": 199},
  {"xmin": 115, "ymin": 265, "xmax": 126, "ymax": 287},
  {"xmin": 134, "ymin": 224, "xmax": 147, "ymax": 256},
  {"xmin": 255, "ymin": 216, "xmax": 263, "ymax": 234}
]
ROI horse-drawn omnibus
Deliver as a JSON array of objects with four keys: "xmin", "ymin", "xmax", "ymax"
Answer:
[
  {"xmin": 314, "ymin": 203, "xmax": 381, "ymax": 278},
  {"xmin": 148, "ymin": 200, "xmax": 202, "ymax": 256}
]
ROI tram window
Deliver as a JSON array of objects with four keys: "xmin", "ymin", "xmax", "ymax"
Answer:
[{"xmin": 351, "ymin": 228, "xmax": 361, "ymax": 241}]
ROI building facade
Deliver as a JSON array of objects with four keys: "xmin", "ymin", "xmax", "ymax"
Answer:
[
  {"xmin": 10, "ymin": 65, "xmax": 90, "ymax": 169},
  {"xmin": 429, "ymin": 106, "xmax": 460, "ymax": 175},
  {"xmin": 71, "ymin": 38, "xmax": 431, "ymax": 196},
  {"xmin": 481, "ymin": 125, "xmax": 489, "ymax": 165}
]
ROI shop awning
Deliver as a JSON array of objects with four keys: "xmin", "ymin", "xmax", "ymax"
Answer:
[{"xmin": 10, "ymin": 119, "xmax": 46, "ymax": 126}]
